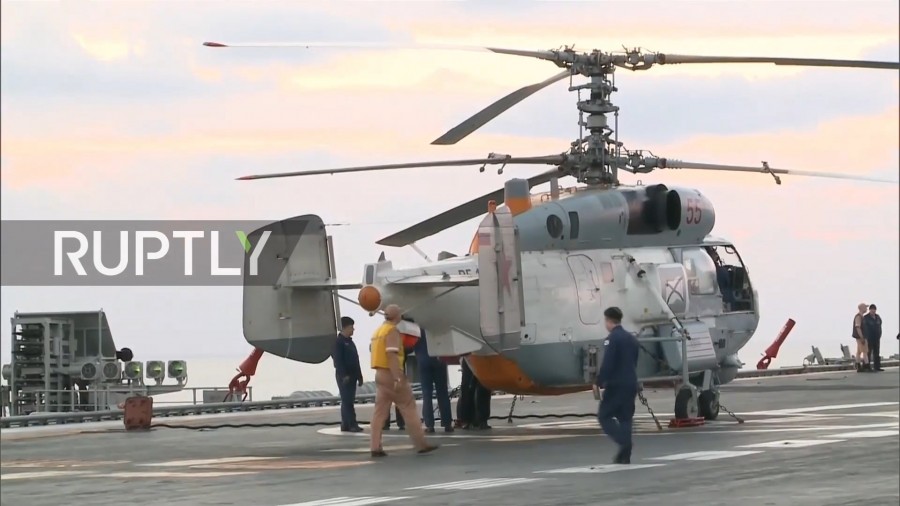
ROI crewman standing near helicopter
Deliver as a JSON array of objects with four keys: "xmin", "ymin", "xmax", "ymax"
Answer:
[{"xmin": 368, "ymin": 304, "xmax": 439, "ymax": 457}]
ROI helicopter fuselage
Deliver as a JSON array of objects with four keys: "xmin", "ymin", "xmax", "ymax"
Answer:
[
  {"xmin": 368, "ymin": 183, "xmax": 760, "ymax": 395},
  {"xmin": 375, "ymin": 239, "xmax": 758, "ymax": 395}
]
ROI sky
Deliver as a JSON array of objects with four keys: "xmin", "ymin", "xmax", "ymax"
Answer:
[{"xmin": 1, "ymin": 0, "xmax": 898, "ymax": 392}]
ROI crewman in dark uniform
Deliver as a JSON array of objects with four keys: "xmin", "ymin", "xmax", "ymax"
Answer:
[
  {"xmin": 864, "ymin": 304, "xmax": 884, "ymax": 372},
  {"xmin": 472, "ymin": 372, "xmax": 492, "ymax": 430},
  {"xmin": 457, "ymin": 357, "xmax": 476, "ymax": 429},
  {"xmin": 593, "ymin": 306, "xmax": 640, "ymax": 464},
  {"xmin": 413, "ymin": 323, "xmax": 454, "ymax": 433},
  {"xmin": 332, "ymin": 316, "xmax": 363, "ymax": 432}
]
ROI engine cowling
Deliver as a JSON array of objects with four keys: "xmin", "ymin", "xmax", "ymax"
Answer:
[{"xmin": 664, "ymin": 187, "xmax": 716, "ymax": 238}]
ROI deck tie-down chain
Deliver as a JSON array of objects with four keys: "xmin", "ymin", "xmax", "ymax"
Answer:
[
  {"xmin": 718, "ymin": 401, "xmax": 745, "ymax": 424},
  {"xmin": 638, "ymin": 389, "xmax": 663, "ymax": 431},
  {"xmin": 149, "ymin": 412, "xmax": 600, "ymax": 431}
]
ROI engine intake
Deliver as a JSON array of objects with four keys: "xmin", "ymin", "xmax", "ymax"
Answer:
[{"xmin": 625, "ymin": 185, "xmax": 715, "ymax": 239}]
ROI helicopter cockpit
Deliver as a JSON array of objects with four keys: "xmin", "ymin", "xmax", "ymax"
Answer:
[{"xmin": 680, "ymin": 243, "xmax": 754, "ymax": 314}]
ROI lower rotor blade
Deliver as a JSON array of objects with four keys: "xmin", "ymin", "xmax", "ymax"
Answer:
[
  {"xmin": 656, "ymin": 54, "xmax": 900, "ymax": 70},
  {"xmin": 237, "ymin": 155, "xmax": 564, "ymax": 181},
  {"xmin": 376, "ymin": 168, "xmax": 562, "ymax": 247},
  {"xmin": 431, "ymin": 70, "xmax": 571, "ymax": 145},
  {"xmin": 659, "ymin": 159, "xmax": 900, "ymax": 184}
]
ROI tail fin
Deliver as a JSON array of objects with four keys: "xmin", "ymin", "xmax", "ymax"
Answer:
[{"xmin": 242, "ymin": 215, "xmax": 360, "ymax": 364}]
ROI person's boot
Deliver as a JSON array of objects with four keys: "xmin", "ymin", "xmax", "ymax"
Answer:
[
  {"xmin": 417, "ymin": 444, "xmax": 440, "ymax": 454},
  {"xmin": 613, "ymin": 444, "xmax": 632, "ymax": 464}
]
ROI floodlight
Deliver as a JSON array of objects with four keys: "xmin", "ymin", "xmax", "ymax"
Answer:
[
  {"xmin": 146, "ymin": 361, "xmax": 165, "ymax": 383},
  {"xmin": 80, "ymin": 361, "xmax": 100, "ymax": 380},
  {"xmin": 101, "ymin": 361, "xmax": 121, "ymax": 381},
  {"xmin": 167, "ymin": 360, "xmax": 187, "ymax": 382},
  {"xmin": 1, "ymin": 364, "xmax": 10, "ymax": 381},
  {"xmin": 123, "ymin": 361, "xmax": 143, "ymax": 382}
]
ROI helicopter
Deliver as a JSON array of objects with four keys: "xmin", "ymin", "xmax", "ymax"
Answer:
[{"xmin": 205, "ymin": 41, "xmax": 900, "ymax": 420}]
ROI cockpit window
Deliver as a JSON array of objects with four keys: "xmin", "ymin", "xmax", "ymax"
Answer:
[{"xmin": 682, "ymin": 248, "xmax": 717, "ymax": 295}]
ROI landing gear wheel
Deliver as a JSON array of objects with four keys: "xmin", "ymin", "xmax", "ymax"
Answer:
[
  {"xmin": 698, "ymin": 390, "xmax": 720, "ymax": 421},
  {"xmin": 674, "ymin": 387, "xmax": 698, "ymax": 419}
]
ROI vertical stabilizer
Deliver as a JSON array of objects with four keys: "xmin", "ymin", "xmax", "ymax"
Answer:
[{"xmin": 477, "ymin": 206, "xmax": 525, "ymax": 353}]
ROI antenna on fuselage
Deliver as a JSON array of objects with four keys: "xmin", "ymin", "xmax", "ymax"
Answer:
[{"xmin": 409, "ymin": 242, "xmax": 432, "ymax": 262}]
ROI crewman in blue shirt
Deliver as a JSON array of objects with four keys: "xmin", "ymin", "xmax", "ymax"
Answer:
[
  {"xmin": 332, "ymin": 316, "xmax": 363, "ymax": 432},
  {"xmin": 593, "ymin": 307, "xmax": 640, "ymax": 464}
]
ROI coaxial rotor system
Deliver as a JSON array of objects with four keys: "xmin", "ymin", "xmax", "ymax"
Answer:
[{"xmin": 204, "ymin": 41, "xmax": 899, "ymax": 246}]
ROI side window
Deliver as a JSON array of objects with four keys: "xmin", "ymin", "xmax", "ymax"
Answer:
[
  {"xmin": 546, "ymin": 215, "xmax": 563, "ymax": 238},
  {"xmin": 568, "ymin": 211, "xmax": 580, "ymax": 240},
  {"xmin": 682, "ymin": 248, "xmax": 716, "ymax": 295}
]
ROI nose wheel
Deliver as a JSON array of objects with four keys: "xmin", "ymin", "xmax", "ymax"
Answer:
[
  {"xmin": 698, "ymin": 389, "xmax": 720, "ymax": 420},
  {"xmin": 674, "ymin": 387, "xmax": 699, "ymax": 419}
]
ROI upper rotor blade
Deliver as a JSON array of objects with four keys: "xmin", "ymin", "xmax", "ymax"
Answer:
[
  {"xmin": 203, "ymin": 41, "xmax": 558, "ymax": 61},
  {"xmin": 431, "ymin": 70, "xmax": 572, "ymax": 145},
  {"xmin": 236, "ymin": 155, "xmax": 565, "ymax": 181},
  {"xmin": 376, "ymin": 168, "xmax": 562, "ymax": 247},
  {"xmin": 655, "ymin": 54, "xmax": 900, "ymax": 70},
  {"xmin": 659, "ymin": 159, "xmax": 900, "ymax": 184}
]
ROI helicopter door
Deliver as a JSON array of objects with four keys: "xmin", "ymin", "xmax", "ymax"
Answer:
[
  {"xmin": 477, "ymin": 206, "xmax": 525, "ymax": 352},
  {"xmin": 566, "ymin": 254, "xmax": 604, "ymax": 325}
]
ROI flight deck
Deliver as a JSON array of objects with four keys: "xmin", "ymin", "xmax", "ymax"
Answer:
[{"xmin": 2, "ymin": 367, "xmax": 898, "ymax": 506}]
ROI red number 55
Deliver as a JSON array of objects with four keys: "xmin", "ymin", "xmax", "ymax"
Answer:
[{"xmin": 685, "ymin": 198, "xmax": 702, "ymax": 225}]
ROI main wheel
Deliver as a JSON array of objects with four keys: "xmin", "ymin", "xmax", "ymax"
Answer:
[
  {"xmin": 698, "ymin": 390, "xmax": 720, "ymax": 421},
  {"xmin": 674, "ymin": 387, "xmax": 698, "ymax": 419}
]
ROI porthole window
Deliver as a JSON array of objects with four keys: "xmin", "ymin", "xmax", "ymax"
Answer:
[{"xmin": 546, "ymin": 214, "xmax": 563, "ymax": 238}]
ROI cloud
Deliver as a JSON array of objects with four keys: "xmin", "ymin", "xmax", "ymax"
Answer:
[
  {"xmin": 0, "ymin": 1, "xmax": 402, "ymax": 101},
  {"xmin": 628, "ymin": 106, "xmax": 899, "ymax": 184}
]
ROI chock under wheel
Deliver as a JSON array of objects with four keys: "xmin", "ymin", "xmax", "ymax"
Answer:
[{"xmin": 668, "ymin": 417, "xmax": 705, "ymax": 428}]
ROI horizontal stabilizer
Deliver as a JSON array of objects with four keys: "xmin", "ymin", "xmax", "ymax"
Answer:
[
  {"xmin": 387, "ymin": 274, "xmax": 479, "ymax": 287},
  {"xmin": 292, "ymin": 280, "xmax": 364, "ymax": 290},
  {"xmin": 425, "ymin": 326, "xmax": 484, "ymax": 357}
]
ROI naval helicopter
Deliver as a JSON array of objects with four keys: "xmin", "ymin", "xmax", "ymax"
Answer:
[{"xmin": 204, "ymin": 41, "xmax": 900, "ymax": 420}]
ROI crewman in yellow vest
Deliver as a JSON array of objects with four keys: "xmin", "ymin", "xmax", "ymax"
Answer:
[{"xmin": 369, "ymin": 304, "xmax": 439, "ymax": 457}]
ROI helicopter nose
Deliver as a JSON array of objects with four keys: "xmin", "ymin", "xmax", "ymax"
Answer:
[{"xmin": 358, "ymin": 285, "xmax": 382, "ymax": 312}]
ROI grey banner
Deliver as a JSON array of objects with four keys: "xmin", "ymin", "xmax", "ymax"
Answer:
[{"xmin": 1, "ymin": 219, "xmax": 309, "ymax": 286}]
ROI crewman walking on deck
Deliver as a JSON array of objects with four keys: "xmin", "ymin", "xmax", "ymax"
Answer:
[
  {"xmin": 369, "ymin": 304, "xmax": 439, "ymax": 457},
  {"xmin": 593, "ymin": 307, "xmax": 640, "ymax": 464},
  {"xmin": 332, "ymin": 316, "xmax": 363, "ymax": 433}
]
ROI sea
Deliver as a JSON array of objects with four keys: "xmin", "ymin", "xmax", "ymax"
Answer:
[{"xmin": 152, "ymin": 354, "xmax": 464, "ymax": 406}]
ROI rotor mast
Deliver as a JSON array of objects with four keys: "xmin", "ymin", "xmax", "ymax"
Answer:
[
  {"xmin": 569, "ymin": 49, "xmax": 621, "ymax": 185},
  {"xmin": 547, "ymin": 48, "xmax": 667, "ymax": 186}
]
